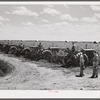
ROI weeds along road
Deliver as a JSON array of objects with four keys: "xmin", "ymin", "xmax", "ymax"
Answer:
[{"xmin": 0, "ymin": 53, "xmax": 100, "ymax": 90}]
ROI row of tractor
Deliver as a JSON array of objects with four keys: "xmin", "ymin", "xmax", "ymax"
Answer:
[
  {"xmin": 0, "ymin": 42, "xmax": 67, "ymax": 63},
  {"xmin": 0, "ymin": 42, "xmax": 95, "ymax": 67}
]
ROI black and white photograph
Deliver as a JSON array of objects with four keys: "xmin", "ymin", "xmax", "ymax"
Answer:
[{"xmin": 0, "ymin": 1, "xmax": 100, "ymax": 97}]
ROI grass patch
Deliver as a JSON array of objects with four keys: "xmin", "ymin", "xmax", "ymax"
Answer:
[{"xmin": 0, "ymin": 60, "xmax": 13, "ymax": 77}]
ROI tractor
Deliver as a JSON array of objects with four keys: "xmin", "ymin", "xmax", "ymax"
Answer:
[
  {"xmin": 8, "ymin": 44, "xmax": 24, "ymax": 56},
  {"xmin": 22, "ymin": 46, "xmax": 43, "ymax": 61},
  {"xmin": 42, "ymin": 46, "xmax": 79, "ymax": 67},
  {"xmin": 42, "ymin": 47, "xmax": 67, "ymax": 64},
  {"xmin": 83, "ymin": 49, "xmax": 95, "ymax": 66}
]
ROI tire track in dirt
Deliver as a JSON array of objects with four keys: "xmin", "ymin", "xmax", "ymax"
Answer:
[
  {"xmin": 0, "ymin": 54, "xmax": 41, "ymax": 89},
  {"xmin": 0, "ymin": 54, "xmax": 67, "ymax": 90},
  {"xmin": 0, "ymin": 53, "xmax": 100, "ymax": 90}
]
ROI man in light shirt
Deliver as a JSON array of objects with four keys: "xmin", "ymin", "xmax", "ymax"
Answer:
[
  {"xmin": 90, "ymin": 51, "xmax": 99, "ymax": 78},
  {"xmin": 76, "ymin": 51, "xmax": 85, "ymax": 77}
]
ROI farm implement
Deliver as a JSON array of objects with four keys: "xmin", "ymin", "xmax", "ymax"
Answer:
[{"xmin": 0, "ymin": 42, "xmax": 96, "ymax": 67}]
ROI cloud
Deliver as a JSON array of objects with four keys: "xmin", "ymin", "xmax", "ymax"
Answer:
[
  {"xmin": 94, "ymin": 13, "xmax": 100, "ymax": 18},
  {"xmin": 60, "ymin": 14, "xmax": 79, "ymax": 21},
  {"xmin": 64, "ymin": 5, "xmax": 69, "ymax": 9},
  {"xmin": 41, "ymin": 19, "xmax": 49, "ymax": 23},
  {"xmin": 0, "ymin": 16, "xmax": 9, "ymax": 21},
  {"xmin": 0, "ymin": 22, "xmax": 3, "ymax": 25},
  {"xmin": 0, "ymin": 22, "xmax": 100, "ymax": 41},
  {"xmin": 42, "ymin": 7, "xmax": 60, "ymax": 16},
  {"xmin": 6, "ymin": 11, "xmax": 11, "ymax": 14},
  {"xmin": 81, "ymin": 17, "xmax": 98, "ymax": 22},
  {"xmin": 46, "ymin": 4, "xmax": 54, "ymax": 8},
  {"xmin": 54, "ymin": 21, "xmax": 69, "ymax": 26},
  {"xmin": 90, "ymin": 5, "xmax": 100, "ymax": 11},
  {"xmin": 22, "ymin": 21, "xmax": 34, "ymax": 26},
  {"xmin": 80, "ymin": 6, "xmax": 86, "ymax": 11},
  {"xmin": 10, "ymin": 6, "xmax": 38, "ymax": 16}
]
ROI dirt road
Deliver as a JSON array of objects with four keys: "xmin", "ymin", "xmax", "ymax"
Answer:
[{"xmin": 0, "ymin": 53, "xmax": 100, "ymax": 90}]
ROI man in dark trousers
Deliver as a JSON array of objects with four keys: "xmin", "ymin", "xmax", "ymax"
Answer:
[{"xmin": 90, "ymin": 51, "xmax": 99, "ymax": 78}]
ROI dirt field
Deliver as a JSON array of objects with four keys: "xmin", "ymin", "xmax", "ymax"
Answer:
[{"xmin": 0, "ymin": 53, "xmax": 100, "ymax": 90}]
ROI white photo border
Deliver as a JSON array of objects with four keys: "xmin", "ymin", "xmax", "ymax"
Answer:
[{"xmin": 0, "ymin": 1, "xmax": 100, "ymax": 98}]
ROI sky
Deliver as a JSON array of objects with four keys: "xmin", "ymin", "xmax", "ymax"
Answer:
[{"xmin": 0, "ymin": 3, "xmax": 100, "ymax": 41}]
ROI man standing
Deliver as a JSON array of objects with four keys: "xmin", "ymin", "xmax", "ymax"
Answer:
[
  {"xmin": 76, "ymin": 51, "xmax": 85, "ymax": 77},
  {"xmin": 38, "ymin": 42, "xmax": 44, "ymax": 51},
  {"xmin": 71, "ymin": 42, "xmax": 76, "ymax": 53},
  {"xmin": 90, "ymin": 51, "xmax": 99, "ymax": 78},
  {"xmin": 83, "ymin": 50, "xmax": 88, "ymax": 68}
]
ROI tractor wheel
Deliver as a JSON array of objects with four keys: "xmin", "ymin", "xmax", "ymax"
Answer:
[
  {"xmin": 9, "ymin": 47, "xmax": 17, "ymax": 55},
  {"xmin": 22, "ymin": 48, "xmax": 31, "ymax": 58},
  {"xmin": 42, "ymin": 50, "xmax": 52, "ymax": 62}
]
